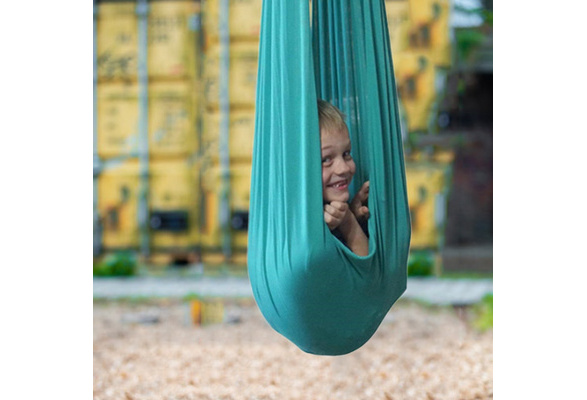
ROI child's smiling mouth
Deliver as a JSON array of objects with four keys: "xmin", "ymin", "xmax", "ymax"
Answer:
[{"xmin": 328, "ymin": 179, "xmax": 349, "ymax": 190}]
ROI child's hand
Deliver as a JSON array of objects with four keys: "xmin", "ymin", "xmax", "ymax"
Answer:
[
  {"xmin": 324, "ymin": 201, "xmax": 350, "ymax": 231},
  {"xmin": 350, "ymin": 181, "xmax": 370, "ymax": 222}
]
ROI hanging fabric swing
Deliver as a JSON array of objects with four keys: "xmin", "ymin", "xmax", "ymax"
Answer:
[{"xmin": 248, "ymin": 0, "xmax": 411, "ymax": 356}]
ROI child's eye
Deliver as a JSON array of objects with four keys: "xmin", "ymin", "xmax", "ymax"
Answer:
[
  {"xmin": 343, "ymin": 151, "xmax": 352, "ymax": 159},
  {"xmin": 322, "ymin": 157, "xmax": 332, "ymax": 164}
]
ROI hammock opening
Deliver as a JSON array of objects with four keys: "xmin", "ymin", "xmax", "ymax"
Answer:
[{"xmin": 317, "ymin": 98, "xmax": 372, "ymax": 258}]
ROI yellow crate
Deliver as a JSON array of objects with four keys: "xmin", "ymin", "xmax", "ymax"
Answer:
[
  {"xmin": 428, "ymin": 0, "xmax": 452, "ymax": 67},
  {"xmin": 405, "ymin": 161, "xmax": 451, "ymax": 249},
  {"xmin": 201, "ymin": 109, "xmax": 256, "ymax": 161},
  {"xmin": 149, "ymin": 159, "xmax": 201, "ymax": 249},
  {"xmin": 148, "ymin": 80, "xmax": 200, "ymax": 158},
  {"xmin": 97, "ymin": 158, "xmax": 201, "ymax": 251},
  {"xmin": 97, "ymin": 80, "xmax": 199, "ymax": 158},
  {"xmin": 408, "ymin": 0, "xmax": 436, "ymax": 25},
  {"xmin": 97, "ymin": 82, "xmax": 140, "ymax": 158},
  {"xmin": 199, "ymin": 162, "xmax": 252, "ymax": 250},
  {"xmin": 409, "ymin": 149, "xmax": 455, "ymax": 164},
  {"xmin": 401, "ymin": 0, "xmax": 451, "ymax": 67},
  {"xmin": 96, "ymin": 1, "xmax": 201, "ymax": 81},
  {"xmin": 203, "ymin": 42, "xmax": 259, "ymax": 108},
  {"xmin": 203, "ymin": 0, "xmax": 262, "ymax": 42},
  {"xmin": 98, "ymin": 159, "xmax": 141, "ymax": 249},
  {"xmin": 394, "ymin": 52, "xmax": 436, "ymax": 132},
  {"xmin": 96, "ymin": 2, "xmax": 138, "ymax": 81},
  {"xmin": 148, "ymin": 1, "xmax": 201, "ymax": 79},
  {"xmin": 385, "ymin": 0, "xmax": 411, "ymax": 53}
]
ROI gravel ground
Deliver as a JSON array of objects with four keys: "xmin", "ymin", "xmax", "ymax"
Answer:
[{"xmin": 94, "ymin": 299, "xmax": 492, "ymax": 400}]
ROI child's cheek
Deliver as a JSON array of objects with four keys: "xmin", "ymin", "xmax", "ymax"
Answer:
[
  {"xmin": 349, "ymin": 161, "xmax": 356, "ymax": 179},
  {"xmin": 321, "ymin": 170, "xmax": 328, "ymax": 202}
]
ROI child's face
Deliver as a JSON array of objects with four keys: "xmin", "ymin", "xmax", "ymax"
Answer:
[{"xmin": 321, "ymin": 126, "xmax": 356, "ymax": 204}]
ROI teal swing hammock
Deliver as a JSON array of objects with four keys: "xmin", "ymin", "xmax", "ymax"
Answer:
[{"xmin": 248, "ymin": 0, "xmax": 411, "ymax": 356}]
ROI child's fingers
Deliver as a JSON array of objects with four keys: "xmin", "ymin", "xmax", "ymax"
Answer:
[
  {"xmin": 354, "ymin": 206, "xmax": 369, "ymax": 219},
  {"xmin": 329, "ymin": 202, "xmax": 349, "ymax": 218},
  {"xmin": 324, "ymin": 213, "xmax": 336, "ymax": 230},
  {"xmin": 358, "ymin": 181, "xmax": 370, "ymax": 201},
  {"xmin": 325, "ymin": 204, "xmax": 346, "ymax": 220},
  {"xmin": 360, "ymin": 206, "xmax": 370, "ymax": 219},
  {"xmin": 350, "ymin": 182, "xmax": 370, "ymax": 210},
  {"xmin": 324, "ymin": 209, "xmax": 342, "ymax": 230},
  {"xmin": 324, "ymin": 204, "xmax": 336, "ymax": 216},
  {"xmin": 324, "ymin": 211, "xmax": 334, "ymax": 225},
  {"xmin": 329, "ymin": 201, "xmax": 347, "ymax": 211}
]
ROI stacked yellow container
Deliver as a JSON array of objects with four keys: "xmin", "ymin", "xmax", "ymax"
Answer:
[
  {"xmin": 199, "ymin": 0, "xmax": 262, "ymax": 263},
  {"xmin": 385, "ymin": 0, "xmax": 452, "ymax": 133},
  {"xmin": 386, "ymin": 1, "xmax": 454, "ymax": 272},
  {"xmin": 94, "ymin": 0, "xmax": 455, "ymax": 267},
  {"xmin": 95, "ymin": 1, "xmax": 202, "ymax": 261},
  {"xmin": 403, "ymin": 148, "xmax": 454, "ymax": 274},
  {"xmin": 405, "ymin": 150, "xmax": 454, "ymax": 249}
]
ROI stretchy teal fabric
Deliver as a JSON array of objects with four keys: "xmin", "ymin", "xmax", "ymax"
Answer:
[{"xmin": 248, "ymin": 0, "xmax": 411, "ymax": 355}]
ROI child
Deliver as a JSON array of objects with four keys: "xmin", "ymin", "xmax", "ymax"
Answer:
[{"xmin": 318, "ymin": 100, "xmax": 370, "ymax": 256}]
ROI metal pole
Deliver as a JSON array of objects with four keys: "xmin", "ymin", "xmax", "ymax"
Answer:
[
  {"xmin": 137, "ymin": 0, "xmax": 150, "ymax": 258},
  {"xmin": 219, "ymin": 0, "xmax": 232, "ymax": 260},
  {"xmin": 93, "ymin": 1, "xmax": 102, "ymax": 257}
]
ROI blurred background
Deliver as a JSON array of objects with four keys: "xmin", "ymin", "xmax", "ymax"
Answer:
[{"xmin": 92, "ymin": 0, "xmax": 493, "ymax": 278}]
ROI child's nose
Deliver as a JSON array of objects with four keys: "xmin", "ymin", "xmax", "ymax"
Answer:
[{"xmin": 334, "ymin": 158, "xmax": 351, "ymax": 175}]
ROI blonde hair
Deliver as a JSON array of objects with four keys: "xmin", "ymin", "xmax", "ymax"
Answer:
[{"xmin": 318, "ymin": 100, "xmax": 347, "ymax": 134}]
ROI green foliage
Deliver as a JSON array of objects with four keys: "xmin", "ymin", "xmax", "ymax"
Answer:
[
  {"xmin": 407, "ymin": 251, "xmax": 434, "ymax": 277},
  {"xmin": 482, "ymin": 10, "xmax": 493, "ymax": 26},
  {"xmin": 472, "ymin": 293, "xmax": 493, "ymax": 332},
  {"xmin": 455, "ymin": 28, "xmax": 487, "ymax": 61},
  {"xmin": 182, "ymin": 292, "xmax": 203, "ymax": 302},
  {"xmin": 94, "ymin": 252, "xmax": 137, "ymax": 277}
]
